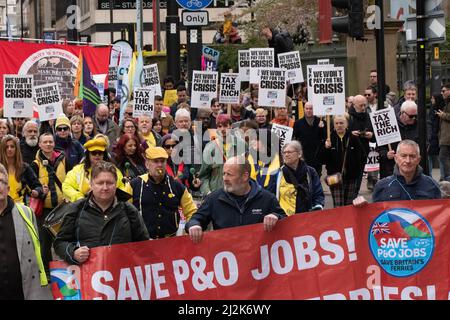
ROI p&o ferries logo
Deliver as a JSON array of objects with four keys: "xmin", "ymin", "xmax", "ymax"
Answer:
[{"xmin": 368, "ymin": 208, "xmax": 434, "ymax": 277}]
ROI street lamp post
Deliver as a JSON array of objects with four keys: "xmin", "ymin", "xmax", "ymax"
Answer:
[{"xmin": 166, "ymin": 1, "xmax": 180, "ymax": 83}]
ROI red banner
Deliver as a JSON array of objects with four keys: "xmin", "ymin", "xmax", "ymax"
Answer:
[
  {"xmin": 0, "ymin": 41, "xmax": 110, "ymax": 108},
  {"xmin": 50, "ymin": 200, "xmax": 450, "ymax": 300}
]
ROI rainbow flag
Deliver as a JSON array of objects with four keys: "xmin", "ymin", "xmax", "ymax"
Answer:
[{"xmin": 74, "ymin": 52, "xmax": 101, "ymax": 117}]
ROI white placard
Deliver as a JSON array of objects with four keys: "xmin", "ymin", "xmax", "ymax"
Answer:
[
  {"xmin": 249, "ymin": 48, "xmax": 274, "ymax": 84},
  {"xmin": 271, "ymin": 123, "xmax": 293, "ymax": 150},
  {"xmin": 258, "ymin": 68, "xmax": 287, "ymax": 108},
  {"xmin": 219, "ymin": 73, "xmax": 240, "ymax": 105},
  {"xmin": 369, "ymin": 108, "xmax": 402, "ymax": 146},
  {"xmin": 93, "ymin": 74, "xmax": 107, "ymax": 98},
  {"xmin": 365, "ymin": 142, "xmax": 380, "ymax": 172},
  {"xmin": 191, "ymin": 71, "xmax": 219, "ymax": 108},
  {"xmin": 3, "ymin": 75, "xmax": 34, "ymax": 118},
  {"xmin": 133, "ymin": 88, "xmax": 155, "ymax": 118},
  {"xmin": 307, "ymin": 65, "xmax": 345, "ymax": 116},
  {"xmin": 34, "ymin": 83, "xmax": 63, "ymax": 121},
  {"xmin": 142, "ymin": 64, "xmax": 162, "ymax": 97},
  {"xmin": 278, "ymin": 51, "xmax": 304, "ymax": 84},
  {"xmin": 238, "ymin": 50, "xmax": 250, "ymax": 82}
]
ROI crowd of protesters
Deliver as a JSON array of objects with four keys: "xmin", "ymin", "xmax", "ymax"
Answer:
[{"xmin": 2, "ymin": 66, "xmax": 450, "ymax": 299}]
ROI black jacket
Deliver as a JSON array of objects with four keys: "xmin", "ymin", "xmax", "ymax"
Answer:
[
  {"xmin": 186, "ymin": 179, "xmax": 286, "ymax": 231},
  {"xmin": 268, "ymin": 29, "xmax": 294, "ymax": 67},
  {"xmin": 293, "ymin": 117, "xmax": 326, "ymax": 175},
  {"xmin": 348, "ymin": 109, "xmax": 375, "ymax": 156},
  {"xmin": 319, "ymin": 130, "xmax": 367, "ymax": 180},
  {"xmin": 54, "ymin": 196, "xmax": 149, "ymax": 265},
  {"xmin": 20, "ymin": 139, "xmax": 39, "ymax": 164}
]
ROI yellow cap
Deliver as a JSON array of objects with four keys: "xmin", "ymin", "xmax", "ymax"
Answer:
[
  {"xmin": 84, "ymin": 138, "xmax": 107, "ymax": 152},
  {"xmin": 55, "ymin": 114, "xmax": 70, "ymax": 128},
  {"xmin": 145, "ymin": 147, "xmax": 168, "ymax": 160}
]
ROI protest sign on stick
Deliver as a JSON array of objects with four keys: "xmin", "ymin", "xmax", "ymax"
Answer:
[
  {"xmin": 278, "ymin": 51, "xmax": 304, "ymax": 84},
  {"xmin": 133, "ymin": 88, "xmax": 155, "ymax": 118},
  {"xmin": 369, "ymin": 108, "xmax": 402, "ymax": 147},
  {"xmin": 34, "ymin": 83, "xmax": 63, "ymax": 121},
  {"xmin": 142, "ymin": 64, "xmax": 162, "ymax": 97},
  {"xmin": 191, "ymin": 71, "xmax": 218, "ymax": 109},
  {"xmin": 258, "ymin": 68, "xmax": 287, "ymax": 108},
  {"xmin": 249, "ymin": 48, "xmax": 274, "ymax": 84},
  {"xmin": 219, "ymin": 73, "xmax": 240, "ymax": 105},
  {"xmin": 238, "ymin": 50, "xmax": 250, "ymax": 82},
  {"xmin": 308, "ymin": 65, "xmax": 345, "ymax": 116},
  {"xmin": 3, "ymin": 75, "xmax": 34, "ymax": 118}
]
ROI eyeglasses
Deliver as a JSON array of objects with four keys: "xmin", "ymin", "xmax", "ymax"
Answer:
[
  {"xmin": 90, "ymin": 150, "xmax": 104, "ymax": 156},
  {"xmin": 403, "ymin": 111, "xmax": 417, "ymax": 119},
  {"xmin": 164, "ymin": 144, "xmax": 177, "ymax": 149},
  {"xmin": 56, "ymin": 126, "xmax": 70, "ymax": 132},
  {"xmin": 125, "ymin": 112, "xmax": 133, "ymax": 116},
  {"xmin": 364, "ymin": 94, "xmax": 372, "ymax": 97}
]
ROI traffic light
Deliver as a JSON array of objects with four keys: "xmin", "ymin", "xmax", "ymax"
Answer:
[{"xmin": 331, "ymin": 0, "xmax": 364, "ymax": 39}]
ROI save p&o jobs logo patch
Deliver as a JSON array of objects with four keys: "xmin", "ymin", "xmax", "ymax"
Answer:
[{"xmin": 368, "ymin": 208, "xmax": 434, "ymax": 277}]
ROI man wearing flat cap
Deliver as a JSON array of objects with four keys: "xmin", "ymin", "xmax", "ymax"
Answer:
[{"xmin": 130, "ymin": 147, "xmax": 197, "ymax": 239}]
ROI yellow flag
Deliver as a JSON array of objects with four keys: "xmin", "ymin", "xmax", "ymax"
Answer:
[
  {"xmin": 298, "ymin": 100, "xmax": 304, "ymax": 119},
  {"xmin": 73, "ymin": 52, "xmax": 83, "ymax": 98}
]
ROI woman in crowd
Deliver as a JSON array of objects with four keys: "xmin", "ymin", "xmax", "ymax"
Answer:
[
  {"xmin": 0, "ymin": 119, "xmax": 12, "ymax": 139},
  {"xmin": 54, "ymin": 114, "xmax": 84, "ymax": 171},
  {"xmin": 83, "ymin": 116, "xmax": 97, "ymax": 139},
  {"xmin": 161, "ymin": 134, "xmax": 199, "ymax": 190},
  {"xmin": 30, "ymin": 133, "xmax": 67, "ymax": 273},
  {"xmin": 119, "ymin": 118, "xmax": 142, "ymax": 144},
  {"xmin": 114, "ymin": 134, "xmax": 147, "ymax": 181},
  {"xmin": 268, "ymin": 140, "xmax": 324, "ymax": 215},
  {"xmin": 62, "ymin": 137, "xmax": 131, "ymax": 202},
  {"xmin": 319, "ymin": 115, "xmax": 367, "ymax": 207},
  {"xmin": 55, "ymin": 161, "xmax": 148, "ymax": 265},
  {"xmin": 254, "ymin": 108, "xmax": 270, "ymax": 130},
  {"xmin": 0, "ymin": 134, "xmax": 44, "ymax": 204},
  {"xmin": 152, "ymin": 118, "xmax": 163, "ymax": 137},
  {"xmin": 70, "ymin": 115, "xmax": 90, "ymax": 145},
  {"xmin": 208, "ymin": 98, "xmax": 222, "ymax": 129}
]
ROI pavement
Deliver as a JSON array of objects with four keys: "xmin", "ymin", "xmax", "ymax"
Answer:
[{"xmin": 321, "ymin": 167, "xmax": 442, "ymax": 210}]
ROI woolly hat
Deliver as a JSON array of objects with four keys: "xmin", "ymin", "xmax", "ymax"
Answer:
[{"xmin": 55, "ymin": 114, "xmax": 70, "ymax": 129}]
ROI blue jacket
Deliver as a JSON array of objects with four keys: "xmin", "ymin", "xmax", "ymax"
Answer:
[
  {"xmin": 373, "ymin": 165, "xmax": 441, "ymax": 202},
  {"xmin": 185, "ymin": 179, "xmax": 286, "ymax": 231}
]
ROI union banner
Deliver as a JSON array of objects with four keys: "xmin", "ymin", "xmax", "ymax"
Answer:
[{"xmin": 50, "ymin": 200, "xmax": 450, "ymax": 300}]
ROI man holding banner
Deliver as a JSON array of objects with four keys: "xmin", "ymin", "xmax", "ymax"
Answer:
[
  {"xmin": 186, "ymin": 156, "xmax": 286, "ymax": 244},
  {"xmin": 354, "ymin": 140, "xmax": 441, "ymax": 206}
]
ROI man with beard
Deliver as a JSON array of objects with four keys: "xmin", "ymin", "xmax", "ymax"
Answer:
[
  {"xmin": 93, "ymin": 104, "xmax": 119, "ymax": 151},
  {"xmin": 20, "ymin": 120, "xmax": 40, "ymax": 164},
  {"xmin": 186, "ymin": 156, "xmax": 286, "ymax": 244}
]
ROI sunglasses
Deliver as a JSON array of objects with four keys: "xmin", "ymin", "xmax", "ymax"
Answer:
[
  {"xmin": 403, "ymin": 111, "xmax": 417, "ymax": 119},
  {"xmin": 56, "ymin": 126, "xmax": 70, "ymax": 132},
  {"xmin": 125, "ymin": 112, "xmax": 133, "ymax": 116},
  {"xmin": 90, "ymin": 150, "xmax": 104, "ymax": 156},
  {"xmin": 164, "ymin": 144, "xmax": 177, "ymax": 149}
]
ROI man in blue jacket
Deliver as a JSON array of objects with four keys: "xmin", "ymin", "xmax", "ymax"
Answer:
[
  {"xmin": 186, "ymin": 156, "xmax": 287, "ymax": 244},
  {"xmin": 353, "ymin": 140, "xmax": 441, "ymax": 206}
]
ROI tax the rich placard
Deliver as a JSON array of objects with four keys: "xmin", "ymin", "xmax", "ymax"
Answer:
[
  {"xmin": 249, "ymin": 48, "xmax": 274, "ymax": 84},
  {"xmin": 142, "ymin": 64, "xmax": 162, "ymax": 97},
  {"xmin": 238, "ymin": 50, "xmax": 250, "ymax": 82},
  {"xmin": 219, "ymin": 73, "xmax": 240, "ymax": 105},
  {"xmin": 258, "ymin": 68, "xmax": 287, "ymax": 108},
  {"xmin": 307, "ymin": 65, "xmax": 345, "ymax": 116},
  {"xmin": 133, "ymin": 88, "xmax": 155, "ymax": 118},
  {"xmin": 369, "ymin": 108, "xmax": 402, "ymax": 146},
  {"xmin": 191, "ymin": 71, "xmax": 218, "ymax": 108},
  {"xmin": 3, "ymin": 75, "xmax": 34, "ymax": 118},
  {"xmin": 271, "ymin": 123, "xmax": 293, "ymax": 150},
  {"xmin": 278, "ymin": 51, "xmax": 304, "ymax": 84},
  {"xmin": 34, "ymin": 83, "xmax": 63, "ymax": 121}
]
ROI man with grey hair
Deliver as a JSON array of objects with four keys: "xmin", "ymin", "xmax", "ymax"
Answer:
[
  {"xmin": 93, "ymin": 103, "xmax": 119, "ymax": 150},
  {"xmin": 378, "ymin": 100, "xmax": 418, "ymax": 178},
  {"xmin": 186, "ymin": 156, "xmax": 286, "ymax": 244},
  {"xmin": 394, "ymin": 80, "xmax": 417, "ymax": 118},
  {"xmin": 354, "ymin": 140, "xmax": 441, "ymax": 206},
  {"xmin": 20, "ymin": 120, "xmax": 40, "ymax": 163}
]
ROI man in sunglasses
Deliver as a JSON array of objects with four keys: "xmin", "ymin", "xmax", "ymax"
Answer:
[
  {"xmin": 378, "ymin": 100, "xmax": 418, "ymax": 179},
  {"xmin": 54, "ymin": 114, "xmax": 84, "ymax": 171}
]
